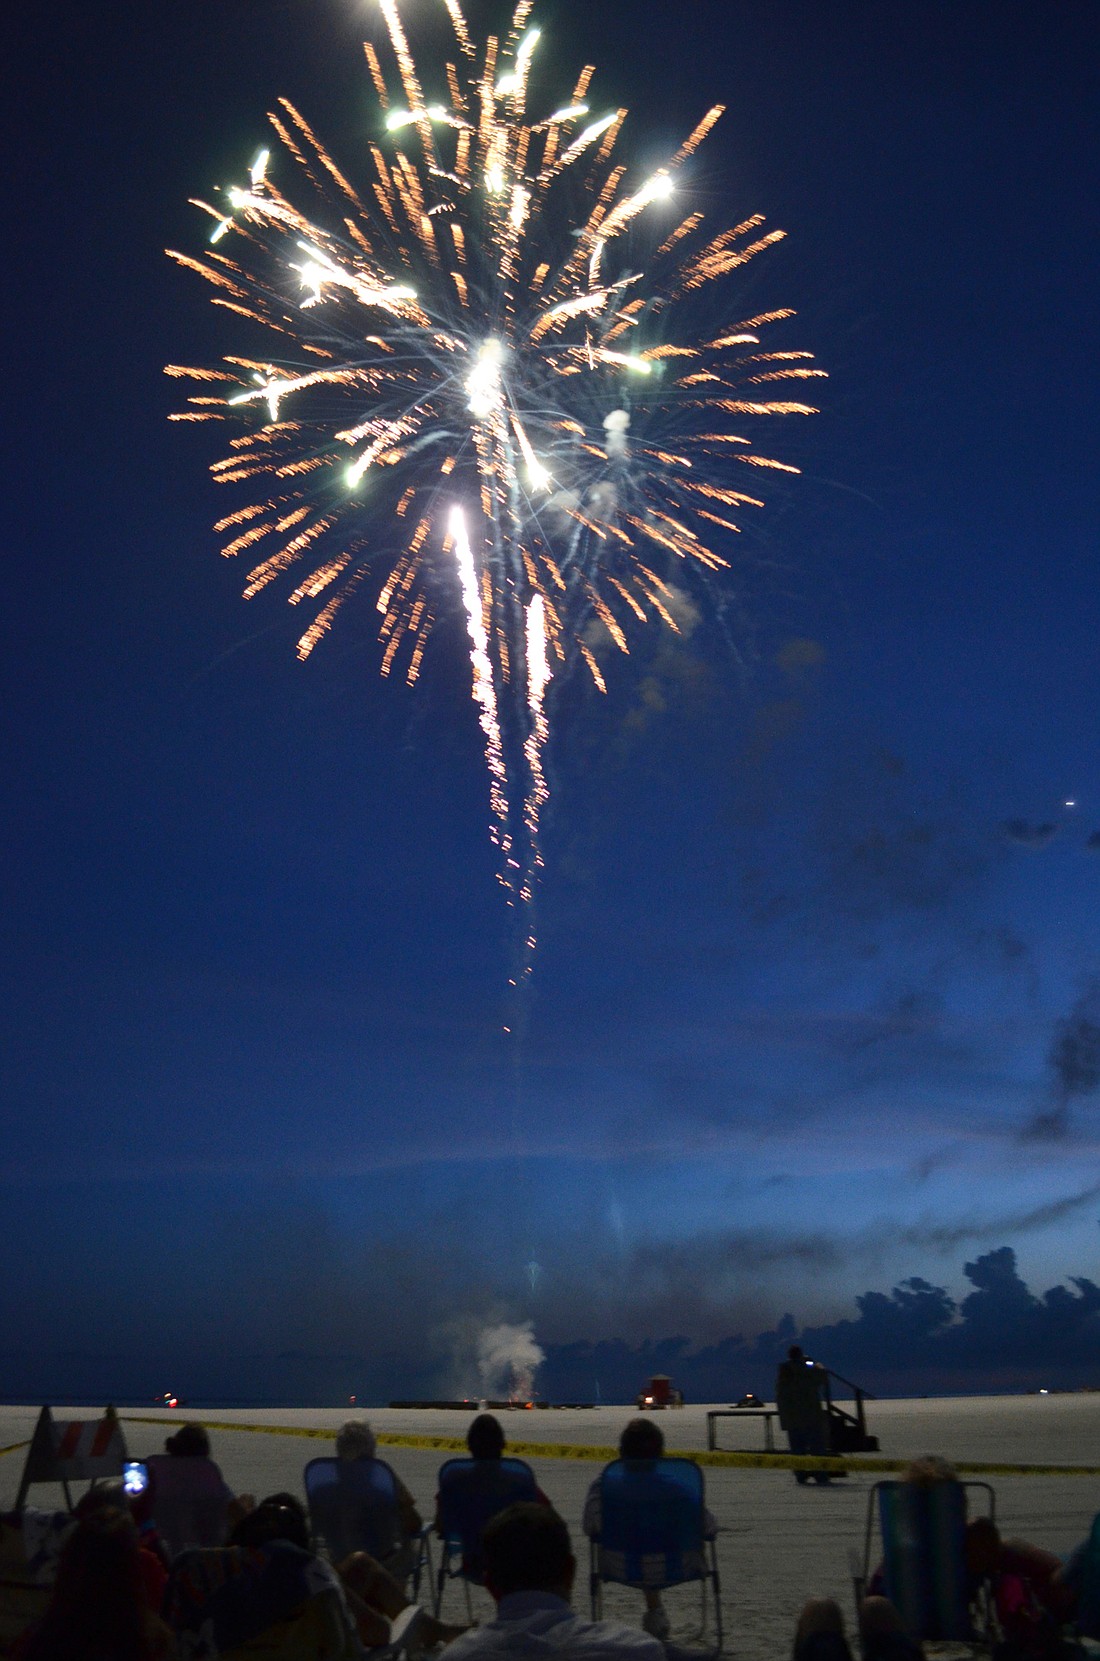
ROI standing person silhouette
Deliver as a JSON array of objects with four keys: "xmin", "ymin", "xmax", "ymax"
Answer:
[{"xmin": 775, "ymin": 1346, "xmax": 832, "ymax": 1486}]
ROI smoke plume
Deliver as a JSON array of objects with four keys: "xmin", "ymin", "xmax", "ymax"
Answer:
[{"xmin": 476, "ymin": 1320, "xmax": 545, "ymax": 1399}]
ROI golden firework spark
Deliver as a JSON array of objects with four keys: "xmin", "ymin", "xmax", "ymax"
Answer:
[{"xmin": 168, "ymin": 0, "xmax": 821, "ymax": 971}]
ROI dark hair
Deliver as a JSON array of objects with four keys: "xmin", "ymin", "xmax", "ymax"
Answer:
[
  {"xmin": 619, "ymin": 1417, "xmax": 664, "ymax": 1460},
  {"xmin": 788, "ymin": 1345, "xmax": 805, "ymax": 1363},
  {"xmin": 165, "ymin": 1422, "xmax": 210, "ymax": 1457},
  {"xmin": 230, "ymin": 1492, "xmax": 310, "ymax": 1553},
  {"xmin": 467, "ymin": 1413, "xmax": 505, "ymax": 1460},
  {"xmin": 22, "ymin": 1508, "xmax": 157, "ymax": 1661},
  {"xmin": 76, "ymin": 1476, "xmax": 154, "ymax": 1533},
  {"xmin": 75, "ymin": 1479, "xmax": 126, "ymax": 1518},
  {"xmin": 483, "ymin": 1503, "xmax": 572, "ymax": 1597},
  {"xmin": 965, "ymin": 1515, "xmax": 1002, "ymax": 1577}
]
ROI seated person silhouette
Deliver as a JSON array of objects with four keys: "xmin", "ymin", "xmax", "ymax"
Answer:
[
  {"xmin": 309, "ymin": 1420, "xmax": 422, "ymax": 1581},
  {"xmin": 442, "ymin": 1503, "xmax": 663, "ymax": 1661},
  {"xmin": 146, "ymin": 1423, "xmax": 241, "ymax": 1557},
  {"xmin": 583, "ymin": 1417, "xmax": 717, "ymax": 1642},
  {"xmin": 434, "ymin": 1413, "xmax": 548, "ymax": 1581}
]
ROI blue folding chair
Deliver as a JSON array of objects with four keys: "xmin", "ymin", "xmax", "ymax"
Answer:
[
  {"xmin": 434, "ymin": 1456, "xmax": 539, "ymax": 1616},
  {"xmin": 856, "ymin": 1479, "xmax": 995, "ymax": 1646},
  {"xmin": 303, "ymin": 1457, "xmax": 430, "ymax": 1598},
  {"xmin": 588, "ymin": 1457, "xmax": 722, "ymax": 1653}
]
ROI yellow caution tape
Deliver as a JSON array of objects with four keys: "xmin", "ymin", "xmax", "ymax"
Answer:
[
  {"xmin": 686, "ymin": 1450, "xmax": 1100, "ymax": 1478},
  {"xmin": 117, "ymin": 1418, "xmax": 1100, "ymax": 1478},
  {"xmin": 122, "ymin": 1416, "xmax": 340, "ymax": 1442}
]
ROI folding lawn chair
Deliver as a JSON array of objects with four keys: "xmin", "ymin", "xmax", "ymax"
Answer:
[
  {"xmin": 433, "ymin": 1456, "xmax": 539, "ymax": 1617},
  {"xmin": 588, "ymin": 1457, "xmax": 723, "ymax": 1654},
  {"xmin": 303, "ymin": 1457, "xmax": 430, "ymax": 1598},
  {"xmin": 854, "ymin": 1479, "xmax": 995, "ymax": 1648}
]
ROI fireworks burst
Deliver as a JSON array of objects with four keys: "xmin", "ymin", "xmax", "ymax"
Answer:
[{"xmin": 167, "ymin": 0, "xmax": 822, "ymax": 973}]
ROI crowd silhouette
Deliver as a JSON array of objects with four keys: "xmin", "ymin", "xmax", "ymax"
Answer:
[{"xmin": 1, "ymin": 1415, "xmax": 1096, "ymax": 1661}]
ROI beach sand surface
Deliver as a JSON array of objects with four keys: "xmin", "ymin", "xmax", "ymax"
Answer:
[{"xmin": 2, "ymin": 1396, "xmax": 1098, "ymax": 1660}]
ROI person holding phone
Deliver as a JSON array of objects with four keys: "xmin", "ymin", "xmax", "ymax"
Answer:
[{"xmin": 776, "ymin": 1345, "xmax": 832, "ymax": 1485}]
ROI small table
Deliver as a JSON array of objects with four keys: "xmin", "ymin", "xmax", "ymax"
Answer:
[{"xmin": 706, "ymin": 1408, "xmax": 779, "ymax": 1452}]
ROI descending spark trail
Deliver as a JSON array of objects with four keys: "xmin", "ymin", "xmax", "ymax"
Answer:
[{"xmin": 167, "ymin": 0, "xmax": 821, "ymax": 974}]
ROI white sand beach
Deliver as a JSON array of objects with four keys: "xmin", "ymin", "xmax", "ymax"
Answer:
[{"xmin": 3, "ymin": 1396, "xmax": 1099, "ymax": 1660}]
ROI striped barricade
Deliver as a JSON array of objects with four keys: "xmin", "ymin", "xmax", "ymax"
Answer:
[{"xmin": 14, "ymin": 1405, "xmax": 128, "ymax": 1509}]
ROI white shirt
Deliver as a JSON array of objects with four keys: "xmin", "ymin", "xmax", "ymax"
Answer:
[{"xmin": 441, "ymin": 1591, "xmax": 665, "ymax": 1661}]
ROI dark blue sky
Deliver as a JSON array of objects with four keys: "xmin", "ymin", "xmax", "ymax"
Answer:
[{"xmin": 4, "ymin": 0, "xmax": 1100, "ymax": 1401}]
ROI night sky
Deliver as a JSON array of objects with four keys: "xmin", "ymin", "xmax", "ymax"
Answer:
[{"xmin": 5, "ymin": 0, "xmax": 1100, "ymax": 1403}]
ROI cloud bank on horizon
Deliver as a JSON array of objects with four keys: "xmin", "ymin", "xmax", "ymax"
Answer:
[
  {"xmin": 2, "ymin": 1243, "xmax": 1097, "ymax": 1405},
  {"xmin": 541, "ymin": 1245, "xmax": 1100, "ymax": 1401}
]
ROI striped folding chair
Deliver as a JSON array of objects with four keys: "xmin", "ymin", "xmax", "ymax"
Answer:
[{"xmin": 856, "ymin": 1479, "xmax": 995, "ymax": 1647}]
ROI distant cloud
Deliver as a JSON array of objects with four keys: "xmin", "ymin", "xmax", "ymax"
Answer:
[
  {"xmin": 1024, "ymin": 981, "xmax": 1100, "ymax": 1139},
  {"xmin": 1002, "ymin": 819, "xmax": 1058, "ymax": 849},
  {"xmin": 843, "ymin": 988, "xmax": 942, "ymax": 1053},
  {"xmin": 631, "ymin": 1226, "xmax": 843, "ymax": 1280},
  {"xmin": 909, "ymin": 1142, "xmax": 965, "ymax": 1183},
  {"xmin": 743, "ymin": 696, "xmax": 806, "ymax": 765},
  {"xmin": 541, "ymin": 1246, "xmax": 1100, "ymax": 1401},
  {"xmin": 813, "ymin": 758, "xmax": 995, "ymax": 925},
  {"xmin": 618, "ymin": 1182, "xmax": 1100, "ymax": 1302},
  {"xmin": 524, "ymin": 1174, "xmax": 1100, "ymax": 1354},
  {"xmin": 774, "ymin": 637, "xmax": 826, "ymax": 676},
  {"xmin": 1051, "ymin": 994, "xmax": 1100, "ymax": 1099},
  {"xmin": 896, "ymin": 1181, "xmax": 1100, "ymax": 1250}
]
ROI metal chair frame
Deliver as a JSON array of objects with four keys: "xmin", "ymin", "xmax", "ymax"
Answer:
[
  {"xmin": 303, "ymin": 1456, "xmax": 431, "ymax": 1601},
  {"xmin": 587, "ymin": 1457, "xmax": 723, "ymax": 1655},
  {"xmin": 853, "ymin": 1479, "xmax": 996, "ymax": 1652},
  {"xmin": 432, "ymin": 1456, "xmax": 539, "ymax": 1618}
]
